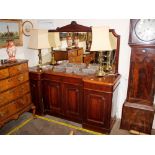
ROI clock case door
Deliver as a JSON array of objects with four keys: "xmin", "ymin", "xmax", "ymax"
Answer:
[{"xmin": 120, "ymin": 19, "xmax": 155, "ymax": 134}]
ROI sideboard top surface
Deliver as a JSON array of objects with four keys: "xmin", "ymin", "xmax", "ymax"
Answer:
[{"xmin": 29, "ymin": 66, "xmax": 121, "ymax": 86}]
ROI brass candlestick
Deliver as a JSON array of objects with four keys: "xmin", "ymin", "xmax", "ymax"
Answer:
[
  {"xmin": 96, "ymin": 51, "xmax": 105, "ymax": 77},
  {"xmin": 38, "ymin": 49, "xmax": 42, "ymax": 69},
  {"xmin": 105, "ymin": 50, "xmax": 112, "ymax": 72},
  {"xmin": 50, "ymin": 47, "xmax": 56, "ymax": 65}
]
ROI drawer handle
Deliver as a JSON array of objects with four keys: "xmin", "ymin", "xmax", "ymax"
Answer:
[
  {"xmin": 18, "ymin": 76, "xmax": 24, "ymax": 81},
  {"xmin": 8, "ymin": 79, "xmax": 12, "ymax": 82},
  {"xmin": 9, "ymin": 89, "xmax": 15, "ymax": 94},
  {"xmin": 0, "ymin": 112, "xmax": 4, "ymax": 117}
]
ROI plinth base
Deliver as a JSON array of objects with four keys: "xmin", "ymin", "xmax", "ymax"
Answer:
[{"xmin": 120, "ymin": 101, "xmax": 155, "ymax": 134}]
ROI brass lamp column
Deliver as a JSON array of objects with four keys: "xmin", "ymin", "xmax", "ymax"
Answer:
[
  {"xmin": 97, "ymin": 51, "xmax": 105, "ymax": 76},
  {"xmin": 90, "ymin": 26, "xmax": 112, "ymax": 76},
  {"xmin": 48, "ymin": 32, "xmax": 61, "ymax": 65},
  {"xmin": 29, "ymin": 29, "xmax": 50, "ymax": 69}
]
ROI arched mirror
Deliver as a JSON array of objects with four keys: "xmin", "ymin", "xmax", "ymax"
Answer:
[{"xmin": 48, "ymin": 21, "xmax": 120, "ymax": 74}]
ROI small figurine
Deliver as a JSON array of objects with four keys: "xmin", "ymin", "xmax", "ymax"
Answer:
[
  {"xmin": 66, "ymin": 33, "xmax": 72, "ymax": 48},
  {"xmin": 74, "ymin": 36, "xmax": 79, "ymax": 48},
  {"xmin": 6, "ymin": 40, "xmax": 16, "ymax": 61}
]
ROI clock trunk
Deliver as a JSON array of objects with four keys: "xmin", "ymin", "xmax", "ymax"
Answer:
[{"xmin": 120, "ymin": 19, "xmax": 155, "ymax": 134}]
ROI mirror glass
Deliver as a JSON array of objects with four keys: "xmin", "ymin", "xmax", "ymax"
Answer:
[
  {"xmin": 49, "ymin": 31, "xmax": 118, "ymax": 74},
  {"xmin": 58, "ymin": 32, "xmax": 91, "ymax": 52},
  {"xmin": 57, "ymin": 32, "xmax": 117, "ymax": 51}
]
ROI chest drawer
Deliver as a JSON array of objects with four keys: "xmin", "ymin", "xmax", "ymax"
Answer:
[
  {"xmin": 19, "ymin": 82, "xmax": 30, "ymax": 95},
  {"xmin": 9, "ymin": 63, "xmax": 28, "ymax": 76},
  {"xmin": 0, "ymin": 102, "xmax": 16, "ymax": 121},
  {"xmin": 15, "ymin": 93, "xmax": 31, "ymax": 111},
  {"xmin": 0, "ymin": 91, "xmax": 11, "ymax": 107},
  {"xmin": 0, "ymin": 82, "xmax": 30, "ymax": 107},
  {"xmin": 83, "ymin": 53, "xmax": 95, "ymax": 64},
  {"xmin": 0, "ymin": 72, "xmax": 29, "ymax": 93},
  {"xmin": 68, "ymin": 50, "xmax": 77, "ymax": 57},
  {"xmin": 68, "ymin": 55, "xmax": 83, "ymax": 63},
  {"xmin": 77, "ymin": 48, "xmax": 83, "ymax": 56},
  {"xmin": 0, "ymin": 68, "xmax": 9, "ymax": 80}
]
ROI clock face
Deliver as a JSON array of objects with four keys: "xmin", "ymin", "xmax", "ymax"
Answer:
[{"xmin": 134, "ymin": 19, "xmax": 155, "ymax": 42}]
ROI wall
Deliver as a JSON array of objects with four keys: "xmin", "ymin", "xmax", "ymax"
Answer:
[{"xmin": 0, "ymin": 19, "xmax": 155, "ymax": 128}]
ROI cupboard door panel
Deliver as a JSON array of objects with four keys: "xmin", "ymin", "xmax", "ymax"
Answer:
[
  {"xmin": 83, "ymin": 90, "xmax": 110, "ymax": 128},
  {"xmin": 63, "ymin": 83, "xmax": 82, "ymax": 121},
  {"xmin": 43, "ymin": 81, "xmax": 62, "ymax": 115}
]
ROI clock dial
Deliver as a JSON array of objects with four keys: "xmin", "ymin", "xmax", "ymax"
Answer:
[{"xmin": 134, "ymin": 19, "xmax": 155, "ymax": 42}]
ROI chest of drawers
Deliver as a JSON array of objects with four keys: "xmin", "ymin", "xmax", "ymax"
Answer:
[
  {"xmin": 53, "ymin": 48, "xmax": 84, "ymax": 63},
  {"xmin": 0, "ymin": 60, "xmax": 35, "ymax": 127}
]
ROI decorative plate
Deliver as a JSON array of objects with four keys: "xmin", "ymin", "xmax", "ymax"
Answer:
[{"xmin": 22, "ymin": 20, "xmax": 33, "ymax": 36}]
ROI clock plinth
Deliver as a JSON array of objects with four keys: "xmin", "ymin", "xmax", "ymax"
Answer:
[
  {"xmin": 120, "ymin": 102, "xmax": 154, "ymax": 134},
  {"xmin": 120, "ymin": 19, "xmax": 155, "ymax": 134}
]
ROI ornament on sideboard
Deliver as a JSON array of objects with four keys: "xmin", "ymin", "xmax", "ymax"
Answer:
[
  {"xmin": 74, "ymin": 36, "xmax": 79, "ymax": 48},
  {"xmin": 5, "ymin": 25, "xmax": 16, "ymax": 61},
  {"xmin": 6, "ymin": 40, "xmax": 16, "ymax": 61},
  {"xmin": 66, "ymin": 33, "xmax": 72, "ymax": 48}
]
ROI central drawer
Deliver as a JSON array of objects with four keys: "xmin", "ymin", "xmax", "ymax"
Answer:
[
  {"xmin": 9, "ymin": 63, "xmax": 28, "ymax": 76},
  {"xmin": 0, "ymin": 82, "xmax": 30, "ymax": 107},
  {"xmin": 0, "ymin": 72, "xmax": 29, "ymax": 93}
]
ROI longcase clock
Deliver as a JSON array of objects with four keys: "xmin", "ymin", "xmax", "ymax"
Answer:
[{"xmin": 120, "ymin": 19, "xmax": 155, "ymax": 134}]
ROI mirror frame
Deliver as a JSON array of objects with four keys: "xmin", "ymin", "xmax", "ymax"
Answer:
[{"xmin": 48, "ymin": 21, "xmax": 120, "ymax": 73}]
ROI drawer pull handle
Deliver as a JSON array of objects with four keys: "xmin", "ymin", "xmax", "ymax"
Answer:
[
  {"xmin": 18, "ymin": 76, "xmax": 24, "ymax": 81},
  {"xmin": 0, "ymin": 112, "xmax": 4, "ymax": 117},
  {"xmin": 9, "ymin": 89, "xmax": 15, "ymax": 94}
]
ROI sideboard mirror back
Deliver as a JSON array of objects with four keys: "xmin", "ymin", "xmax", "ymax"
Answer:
[{"xmin": 49, "ymin": 21, "xmax": 120, "ymax": 73}]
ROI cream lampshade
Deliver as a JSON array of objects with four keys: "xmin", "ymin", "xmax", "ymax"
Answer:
[
  {"xmin": 90, "ymin": 26, "xmax": 112, "ymax": 51},
  {"xmin": 48, "ymin": 32, "xmax": 61, "ymax": 65},
  {"xmin": 29, "ymin": 29, "xmax": 50, "ymax": 69},
  {"xmin": 90, "ymin": 26, "xmax": 112, "ymax": 76},
  {"xmin": 48, "ymin": 32, "xmax": 61, "ymax": 48}
]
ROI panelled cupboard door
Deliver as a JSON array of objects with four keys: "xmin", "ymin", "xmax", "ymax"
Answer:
[
  {"xmin": 43, "ymin": 80, "xmax": 63, "ymax": 115},
  {"xmin": 83, "ymin": 89, "xmax": 110, "ymax": 128},
  {"xmin": 63, "ymin": 83, "xmax": 82, "ymax": 122}
]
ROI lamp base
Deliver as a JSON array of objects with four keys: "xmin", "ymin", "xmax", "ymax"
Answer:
[
  {"xmin": 96, "ymin": 51, "xmax": 105, "ymax": 77},
  {"xmin": 50, "ymin": 49, "xmax": 56, "ymax": 65},
  {"xmin": 38, "ymin": 49, "xmax": 43, "ymax": 70},
  {"xmin": 96, "ymin": 66, "xmax": 105, "ymax": 77},
  {"xmin": 50, "ymin": 56, "xmax": 56, "ymax": 65}
]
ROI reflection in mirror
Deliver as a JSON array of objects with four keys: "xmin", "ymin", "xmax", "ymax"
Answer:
[
  {"xmin": 90, "ymin": 31, "xmax": 117, "ymax": 74},
  {"xmin": 48, "ymin": 21, "xmax": 120, "ymax": 74},
  {"xmin": 49, "ymin": 31, "xmax": 118, "ymax": 74},
  {"xmin": 59, "ymin": 32, "xmax": 92, "ymax": 52}
]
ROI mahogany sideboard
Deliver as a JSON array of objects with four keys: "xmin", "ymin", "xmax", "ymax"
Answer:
[
  {"xmin": 0, "ymin": 60, "xmax": 35, "ymax": 128},
  {"xmin": 29, "ymin": 66, "xmax": 121, "ymax": 133}
]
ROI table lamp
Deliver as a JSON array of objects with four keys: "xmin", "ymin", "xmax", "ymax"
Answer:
[
  {"xmin": 48, "ymin": 32, "xmax": 61, "ymax": 65},
  {"xmin": 90, "ymin": 26, "xmax": 112, "ymax": 76},
  {"xmin": 29, "ymin": 29, "xmax": 50, "ymax": 69}
]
